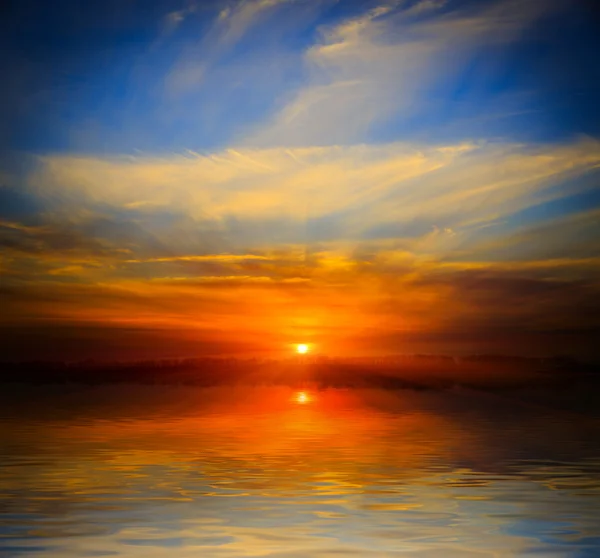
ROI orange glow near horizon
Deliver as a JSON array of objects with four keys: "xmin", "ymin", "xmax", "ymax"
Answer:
[{"xmin": 296, "ymin": 344, "xmax": 309, "ymax": 354}]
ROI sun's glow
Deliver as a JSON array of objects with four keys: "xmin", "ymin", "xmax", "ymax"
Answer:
[
  {"xmin": 296, "ymin": 344, "xmax": 309, "ymax": 354},
  {"xmin": 294, "ymin": 391, "xmax": 311, "ymax": 404}
]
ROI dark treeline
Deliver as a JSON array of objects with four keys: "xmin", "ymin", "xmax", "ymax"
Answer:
[{"xmin": 0, "ymin": 354, "xmax": 598, "ymax": 392}]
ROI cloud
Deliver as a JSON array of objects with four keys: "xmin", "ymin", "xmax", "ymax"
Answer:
[
  {"xmin": 467, "ymin": 206, "xmax": 600, "ymax": 261},
  {"xmin": 3, "ymin": 136, "xmax": 596, "ymax": 301},
  {"xmin": 2, "ymin": 239, "xmax": 599, "ymax": 358},
  {"xmin": 126, "ymin": 254, "xmax": 275, "ymax": 263},
  {"xmin": 27, "ymin": 138, "xmax": 600, "ymax": 255},
  {"xmin": 2, "ymin": 129, "xmax": 596, "ymax": 358},
  {"xmin": 246, "ymin": 0, "xmax": 555, "ymax": 146},
  {"xmin": 161, "ymin": 2, "xmax": 198, "ymax": 37},
  {"xmin": 165, "ymin": 0, "xmax": 311, "ymax": 97}
]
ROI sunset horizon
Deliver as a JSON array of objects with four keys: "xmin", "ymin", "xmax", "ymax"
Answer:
[{"xmin": 1, "ymin": 0, "xmax": 599, "ymax": 363}]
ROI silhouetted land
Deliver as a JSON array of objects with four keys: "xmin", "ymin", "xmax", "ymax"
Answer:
[
  {"xmin": 2, "ymin": 355, "xmax": 600, "ymax": 412},
  {"xmin": 0, "ymin": 354, "xmax": 597, "ymax": 386}
]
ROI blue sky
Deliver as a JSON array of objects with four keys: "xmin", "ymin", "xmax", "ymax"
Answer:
[
  {"xmin": 2, "ymin": 0, "xmax": 599, "ymax": 154},
  {"xmin": 0, "ymin": 0, "xmax": 599, "ymax": 359}
]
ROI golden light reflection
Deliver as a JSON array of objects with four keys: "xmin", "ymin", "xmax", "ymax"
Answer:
[
  {"xmin": 1, "ymin": 386, "xmax": 596, "ymax": 558},
  {"xmin": 0, "ymin": 386, "xmax": 487, "ymax": 502}
]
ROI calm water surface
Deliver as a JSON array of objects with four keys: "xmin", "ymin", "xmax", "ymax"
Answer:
[{"xmin": 1, "ymin": 385, "xmax": 600, "ymax": 557}]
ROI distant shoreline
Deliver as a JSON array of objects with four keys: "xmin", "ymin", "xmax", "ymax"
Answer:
[{"xmin": 1, "ymin": 355, "xmax": 598, "ymax": 392}]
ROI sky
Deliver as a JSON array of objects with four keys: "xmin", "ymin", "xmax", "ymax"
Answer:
[{"xmin": 0, "ymin": 0, "xmax": 599, "ymax": 360}]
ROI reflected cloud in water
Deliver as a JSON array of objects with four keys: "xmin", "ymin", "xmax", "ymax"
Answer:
[{"xmin": 1, "ymin": 386, "xmax": 600, "ymax": 557}]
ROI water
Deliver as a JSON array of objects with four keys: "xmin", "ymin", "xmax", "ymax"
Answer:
[{"xmin": 1, "ymin": 385, "xmax": 600, "ymax": 557}]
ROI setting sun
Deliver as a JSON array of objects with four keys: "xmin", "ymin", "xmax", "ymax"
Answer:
[
  {"xmin": 294, "ymin": 391, "xmax": 311, "ymax": 404},
  {"xmin": 296, "ymin": 344, "xmax": 309, "ymax": 354}
]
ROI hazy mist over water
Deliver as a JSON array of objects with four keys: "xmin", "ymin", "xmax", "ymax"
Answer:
[{"xmin": 1, "ymin": 385, "xmax": 600, "ymax": 557}]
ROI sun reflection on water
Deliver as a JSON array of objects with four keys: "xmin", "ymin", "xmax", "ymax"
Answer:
[{"xmin": 1, "ymin": 386, "xmax": 600, "ymax": 557}]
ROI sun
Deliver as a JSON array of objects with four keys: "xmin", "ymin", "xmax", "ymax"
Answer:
[
  {"xmin": 295, "ymin": 391, "xmax": 310, "ymax": 404},
  {"xmin": 296, "ymin": 343, "xmax": 309, "ymax": 354}
]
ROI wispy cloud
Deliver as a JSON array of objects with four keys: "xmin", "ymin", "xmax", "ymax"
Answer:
[
  {"xmin": 247, "ymin": 0, "xmax": 555, "ymax": 146},
  {"xmin": 126, "ymin": 254, "xmax": 274, "ymax": 263},
  {"xmin": 165, "ymin": 0, "xmax": 313, "ymax": 96},
  {"xmin": 1, "ymin": 0, "xmax": 597, "ymax": 359},
  {"xmin": 0, "ymin": 132, "xmax": 596, "ymax": 357},
  {"xmin": 29, "ymin": 138, "xmax": 600, "ymax": 253},
  {"xmin": 161, "ymin": 1, "xmax": 198, "ymax": 37}
]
